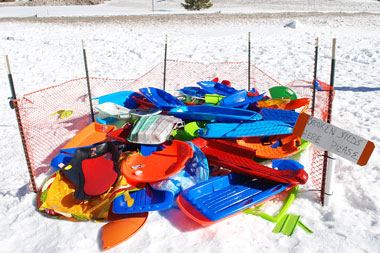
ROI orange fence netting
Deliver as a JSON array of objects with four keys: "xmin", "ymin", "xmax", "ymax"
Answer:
[{"xmin": 16, "ymin": 60, "xmax": 331, "ymax": 201}]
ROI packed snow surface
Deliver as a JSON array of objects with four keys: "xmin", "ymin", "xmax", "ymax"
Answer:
[{"xmin": 1, "ymin": 1, "xmax": 380, "ymax": 252}]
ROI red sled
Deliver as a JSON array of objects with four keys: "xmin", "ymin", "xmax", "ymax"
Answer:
[{"xmin": 191, "ymin": 138, "xmax": 308, "ymax": 185}]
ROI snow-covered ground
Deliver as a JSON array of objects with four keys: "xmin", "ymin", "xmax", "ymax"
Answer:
[
  {"xmin": 1, "ymin": 1, "xmax": 380, "ymax": 252},
  {"xmin": 1, "ymin": 0, "xmax": 380, "ymax": 17}
]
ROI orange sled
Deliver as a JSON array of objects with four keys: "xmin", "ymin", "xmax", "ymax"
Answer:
[
  {"xmin": 258, "ymin": 98, "xmax": 309, "ymax": 111},
  {"xmin": 63, "ymin": 122, "xmax": 116, "ymax": 149},
  {"xmin": 236, "ymin": 134, "xmax": 302, "ymax": 159},
  {"xmin": 102, "ymin": 212, "xmax": 148, "ymax": 251},
  {"xmin": 121, "ymin": 140, "xmax": 193, "ymax": 183},
  {"xmin": 283, "ymin": 98, "xmax": 310, "ymax": 110}
]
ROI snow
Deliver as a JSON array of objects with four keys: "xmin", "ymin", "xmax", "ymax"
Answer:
[
  {"xmin": 1, "ymin": 0, "xmax": 380, "ymax": 17},
  {"xmin": 1, "ymin": 1, "xmax": 380, "ymax": 252}
]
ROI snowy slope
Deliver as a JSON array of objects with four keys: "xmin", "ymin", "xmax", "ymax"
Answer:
[{"xmin": 1, "ymin": 2, "xmax": 380, "ymax": 252}]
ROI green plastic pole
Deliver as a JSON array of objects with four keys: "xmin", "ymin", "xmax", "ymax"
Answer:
[
  {"xmin": 5, "ymin": 55, "xmax": 38, "ymax": 193},
  {"xmin": 82, "ymin": 40, "xmax": 95, "ymax": 122}
]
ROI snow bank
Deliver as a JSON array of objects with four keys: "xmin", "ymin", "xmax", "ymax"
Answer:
[{"xmin": 0, "ymin": 7, "xmax": 379, "ymax": 253}]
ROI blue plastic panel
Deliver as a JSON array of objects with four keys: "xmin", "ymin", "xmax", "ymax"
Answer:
[
  {"xmin": 199, "ymin": 121, "xmax": 293, "ymax": 138},
  {"xmin": 181, "ymin": 173, "xmax": 290, "ymax": 221},
  {"xmin": 219, "ymin": 91, "xmax": 265, "ymax": 109},
  {"xmin": 169, "ymin": 105, "xmax": 262, "ymax": 123},
  {"xmin": 140, "ymin": 87, "xmax": 184, "ymax": 110},
  {"xmin": 50, "ymin": 154, "xmax": 73, "ymax": 172},
  {"xmin": 197, "ymin": 81, "xmax": 238, "ymax": 96},
  {"xmin": 178, "ymin": 87, "xmax": 209, "ymax": 98},
  {"xmin": 261, "ymin": 108, "xmax": 299, "ymax": 126},
  {"xmin": 93, "ymin": 90, "xmax": 141, "ymax": 109},
  {"xmin": 140, "ymin": 144, "xmax": 163, "ymax": 156},
  {"xmin": 112, "ymin": 185, "xmax": 174, "ymax": 214},
  {"xmin": 272, "ymin": 159, "xmax": 304, "ymax": 171}
]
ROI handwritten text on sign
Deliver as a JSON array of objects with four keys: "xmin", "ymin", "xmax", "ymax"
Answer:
[{"xmin": 293, "ymin": 113, "xmax": 374, "ymax": 166}]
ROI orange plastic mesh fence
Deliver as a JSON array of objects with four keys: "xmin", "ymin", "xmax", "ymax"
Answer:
[
  {"xmin": 17, "ymin": 77, "xmax": 134, "ymax": 180},
  {"xmin": 286, "ymin": 79, "xmax": 331, "ymax": 200},
  {"xmin": 129, "ymin": 60, "xmax": 282, "ymax": 92},
  {"xmin": 17, "ymin": 60, "xmax": 331, "ymax": 201}
]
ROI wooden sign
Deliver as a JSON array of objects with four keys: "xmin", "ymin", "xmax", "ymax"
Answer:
[{"xmin": 293, "ymin": 113, "xmax": 374, "ymax": 166}]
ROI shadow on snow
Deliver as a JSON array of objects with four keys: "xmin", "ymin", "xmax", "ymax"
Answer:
[{"xmin": 335, "ymin": 86, "xmax": 380, "ymax": 92}]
